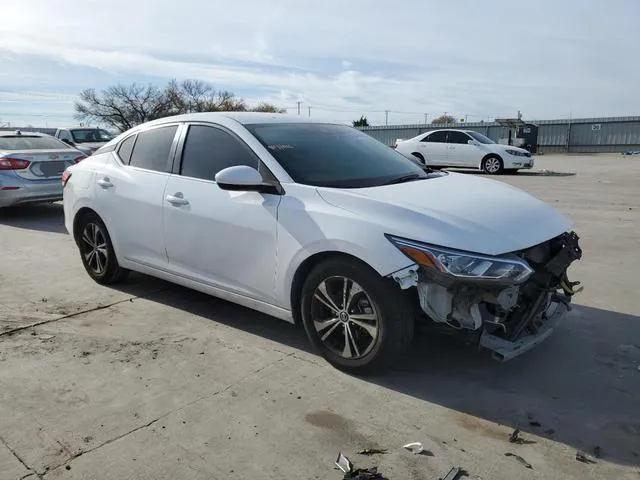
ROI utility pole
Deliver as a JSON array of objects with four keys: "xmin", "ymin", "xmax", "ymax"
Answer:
[
  {"xmin": 385, "ymin": 110, "xmax": 389, "ymax": 125},
  {"xmin": 308, "ymin": 106, "xmax": 311, "ymax": 118},
  {"xmin": 424, "ymin": 113, "xmax": 428, "ymax": 124},
  {"xmin": 297, "ymin": 101, "xmax": 301, "ymax": 116}
]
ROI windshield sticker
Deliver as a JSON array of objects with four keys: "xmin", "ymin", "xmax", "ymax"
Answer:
[{"xmin": 267, "ymin": 144, "xmax": 294, "ymax": 151}]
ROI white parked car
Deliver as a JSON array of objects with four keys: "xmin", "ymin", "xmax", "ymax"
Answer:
[
  {"xmin": 395, "ymin": 129, "xmax": 534, "ymax": 174},
  {"xmin": 63, "ymin": 113, "xmax": 581, "ymax": 372}
]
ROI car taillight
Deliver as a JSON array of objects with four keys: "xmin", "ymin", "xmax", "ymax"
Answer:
[
  {"xmin": 74, "ymin": 155, "xmax": 87, "ymax": 163},
  {"xmin": 0, "ymin": 157, "xmax": 31, "ymax": 170},
  {"xmin": 62, "ymin": 170, "xmax": 72, "ymax": 187}
]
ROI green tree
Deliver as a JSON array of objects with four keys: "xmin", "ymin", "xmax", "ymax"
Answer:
[{"xmin": 352, "ymin": 115, "xmax": 369, "ymax": 127}]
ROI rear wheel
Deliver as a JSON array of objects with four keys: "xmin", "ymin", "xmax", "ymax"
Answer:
[
  {"xmin": 482, "ymin": 155, "xmax": 503, "ymax": 174},
  {"xmin": 77, "ymin": 212, "xmax": 128, "ymax": 284},
  {"xmin": 300, "ymin": 258, "xmax": 414, "ymax": 373}
]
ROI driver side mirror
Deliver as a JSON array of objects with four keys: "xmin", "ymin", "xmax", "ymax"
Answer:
[
  {"xmin": 468, "ymin": 140, "xmax": 479, "ymax": 146},
  {"xmin": 61, "ymin": 138, "xmax": 74, "ymax": 146},
  {"xmin": 215, "ymin": 166, "xmax": 282, "ymax": 195}
]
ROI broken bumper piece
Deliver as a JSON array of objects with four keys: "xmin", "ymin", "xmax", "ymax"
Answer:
[{"xmin": 479, "ymin": 299, "xmax": 570, "ymax": 361}]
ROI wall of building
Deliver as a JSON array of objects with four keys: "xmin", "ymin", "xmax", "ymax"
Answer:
[{"xmin": 359, "ymin": 116, "xmax": 640, "ymax": 153}]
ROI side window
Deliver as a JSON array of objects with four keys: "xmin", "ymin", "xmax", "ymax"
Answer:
[
  {"xmin": 58, "ymin": 130, "xmax": 72, "ymax": 142},
  {"xmin": 129, "ymin": 126, "xmax": 178, "ymax": 172},
  {"xmin": 180, "ymin": 125, "xmax": 258, "ymax": 181},
  {"xmin": 423, "ymin": 131, "xmax": 448, "ymax": 143},
  {"xmin": 117, "ymin": 134, "xmax": 136, "ymax": 164},
  {"xmin": 447, "ymin": 131, "xmax": 471, "ymax": 144}
]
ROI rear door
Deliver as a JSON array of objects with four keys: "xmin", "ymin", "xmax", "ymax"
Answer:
[
  {"xmin": 446, "ymin": 131, "xmax": 478, "ymax": 166},
  {"xmin": 93, "ymin": 124, "xmax": 180, "ymax": 269},
  {"xmin": 418, "ymin": 130, "xmax": 449, "ymax": 165}
]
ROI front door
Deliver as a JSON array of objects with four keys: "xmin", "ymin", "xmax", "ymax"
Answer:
[
  {"xmin": 163, "ymin": 124, "xmax": 280, "ymax": 303},
  {"xmin": 446, "ymin": 131, "xmax": 478, "ymax": 167}
]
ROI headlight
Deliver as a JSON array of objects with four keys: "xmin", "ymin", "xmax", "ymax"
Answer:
[
  {"xmin": 387, "ymin": 235, "xmax": 534, "ymax": 283},
  {"xmin": 505, "ymin": 149, "xmax": 528, "ymax": 157}
]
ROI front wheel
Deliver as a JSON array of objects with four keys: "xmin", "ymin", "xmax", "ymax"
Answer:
[
  {"xmin": 77, "ymin": 212, "xmax": 129, "ymax": 284},
  {"xmin": 482, "ymin": 156, "xmax": 503, "ymax": 174},
  {"xmin": 300, "ymin": 258, "xmax": 414, "ymax": 373}
]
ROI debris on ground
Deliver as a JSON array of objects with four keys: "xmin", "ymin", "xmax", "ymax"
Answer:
[
  {"xmin": 508, "ymin": 428, "xmax": 536, "ymax": 445},
  {"xmin": 529, "ymin": 421, "xmax": 541, "ymax": 428},
  {"xmin": 403, "ymin": 442, "xmax": 424, "ymax": 454},
  {"xmin": 622, "ymin": 150, "xmax": 640, "ymax": 155},
  {"xmin": 439, "ymin": 466, "xmax": 468, "ymax": 480},
  {"xmin": 504, "ymin": 452, "xmax": 533, "ymax": 469},
  {"xmin": 344, "ymin": 467, "xmax": 388, "ymax": 480},
  {"xmin": 576, "ymin": 450, "xmax": 598, "ymax": 464},
  {"xmin": 39, "ymin": 334, "xmax": 55, "ymax": 340},
  {"xmin": 335, "ymin": 452, "xmax": 353, "ymax": 473},
  {"xmin": 357, "ymin": 448, "xmax": 388, "ymax": 456},
  {"xmin": 334, "ymin": 453, "xmax": 388, "ymax": 480}
]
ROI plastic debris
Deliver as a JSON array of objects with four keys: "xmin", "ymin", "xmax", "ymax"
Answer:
[
  {"xmin": 439, "ymin": 466, "xmax": 468, "ymax": 480},
  {"xmin": 357, "ymin": 448, "xmax": 388, "ymax": 456},
  {"xmin": 576, "ymin": 450, "xmax": 598, "ymax": 464},
  {"xmin": 39, "ymin": 335, "xmax": 55, "ymax": 340},
  {"xmin": 403, "ymin": 442, "xmax": 424, "ymax": 454},
  {"xmin": 504, "ymin": 452, "xmax": 533, "ymax": 469},
  {"xmin": 622, "ymin": 150, "xmax": 640, "ymax": 155},
  {"xmin": 335, "ymin": 452, "xmax": 353, "ymax": 473}
]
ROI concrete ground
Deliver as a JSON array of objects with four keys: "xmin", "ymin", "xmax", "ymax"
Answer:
[{"xmin": 0, "ymin": 153, "xmax": 638, "ymax": 480}]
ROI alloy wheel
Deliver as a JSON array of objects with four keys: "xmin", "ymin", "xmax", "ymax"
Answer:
[
  {"xmin": 310, "ymin": 276, "xmax": 379, "ymax": 359},
  {"xmin": 81, "ymin": 222, "xmax": 108, "ymax": 275},
  {"xmin": 484, "ymin": 157, "xmax": 501, "ymax": 173}
]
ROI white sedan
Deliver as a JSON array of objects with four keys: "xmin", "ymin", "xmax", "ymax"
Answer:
[
  {"xmin": 63, "ymin": 113, "xmax": 581, "ymax": 372},
  {"xmin": 395, "ymin": 129, "xmax": 534, "ymax": 174}
]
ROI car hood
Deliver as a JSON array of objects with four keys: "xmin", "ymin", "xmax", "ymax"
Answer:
[{"xmin": 316, "ymin": 172, "xmax": 571, "ymax": 256}]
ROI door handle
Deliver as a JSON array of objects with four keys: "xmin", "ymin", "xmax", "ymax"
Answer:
[
  {"xmin": 97, "ymin": 177, "xmax": 113, "ymax": 188},
  {"xmin": 166, "ymin": 193, "xmax": 189, "ymax": 206}
]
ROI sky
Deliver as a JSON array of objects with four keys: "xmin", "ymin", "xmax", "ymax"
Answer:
[{"xmin": 0, "ymin": 0, "xmax": 638, "ymax": 128}]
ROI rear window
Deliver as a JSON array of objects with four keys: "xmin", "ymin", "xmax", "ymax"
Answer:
[{"xmin": 0, "ymin": 136, "xmax": 71, "ymax": 150}]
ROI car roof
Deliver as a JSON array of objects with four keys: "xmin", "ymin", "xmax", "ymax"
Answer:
[
  {"xmin": 146, "ymin": 112, "xmax": 322, "ymax": 127},
  {"xmin": 0, "ymin": 130, "xmax": 49, "ymax": 137}
]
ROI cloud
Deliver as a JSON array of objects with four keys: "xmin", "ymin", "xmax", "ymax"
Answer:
[{"xmin": 0, "ymin": 0, "xmax": 638, "ymax": 126}]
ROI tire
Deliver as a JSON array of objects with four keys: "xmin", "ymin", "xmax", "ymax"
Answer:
[
  {"xmin": 411, "ymin": 152, "xmax": 425, "ymax": 164},
  {"xmin": 77, "ymin": 212, "xmax": 129, "ymax": 284},
  {"xmin": 482, "ymin": 155, "xmax": 503, "ymax": 174},
  {"xmin": 300, "ymin": 258, "xmax": 414, "ymax": 373}
]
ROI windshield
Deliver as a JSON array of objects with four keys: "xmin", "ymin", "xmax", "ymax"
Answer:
[
  {"xmin": 246, "ymin": 123, "xmax": 429, "ymax": 188},
  {"xmin": 70, "ymin": 128, "xmax": 114, "ymax": 143},
  {"xmin": 467, "ymin": 131, "xmax": 496, "ymax": 144},
  {"xmin": 0, "ymin": 135, "xmax": 71, "ymax": 150}
]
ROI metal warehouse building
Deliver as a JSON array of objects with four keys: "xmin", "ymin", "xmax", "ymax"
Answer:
[{"xmin": 359, "ymin": 116, "xmax": 640, "ymax": 153}]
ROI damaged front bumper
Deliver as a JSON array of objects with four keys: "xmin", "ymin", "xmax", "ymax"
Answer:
[
  {"xmin": 478, "ymin": 296, "xmax": 570, "ymax": 361},
  {"xmin": 389, "ymin": 231, "xmax": 582, "ymax": 362}
]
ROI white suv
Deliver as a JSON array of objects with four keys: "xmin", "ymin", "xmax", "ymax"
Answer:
[{"xmin": 395, "ymin": 129, "xmax": 534, "ymax": 174}]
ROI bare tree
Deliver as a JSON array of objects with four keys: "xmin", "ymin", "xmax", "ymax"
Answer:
[
  {"xmin": 75, "ymin": 84, "xmax": 169, "ymax": 131},
  {"xmin": 75, "ymin": 79, "xmax": 285, "ymax": 130},
  {"xmin": 251, "ymin": 102, "xmax": 287, "ymax": 113},
  {"xmin": 431, "ymin": 114, "xmax": 456, "ymax": 124}
]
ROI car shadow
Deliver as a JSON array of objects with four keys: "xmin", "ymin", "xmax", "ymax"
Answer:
[
  {"xmin": 0, "ymin": 202, "xmax": 67, "ymax": 234},
  {"xmin": 446, "ymin": 168, "xmax": 577, "ymax": 177},
  {"xmin": 113, "ymin": 275, "xmax": 640, "ymax": 467}
]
